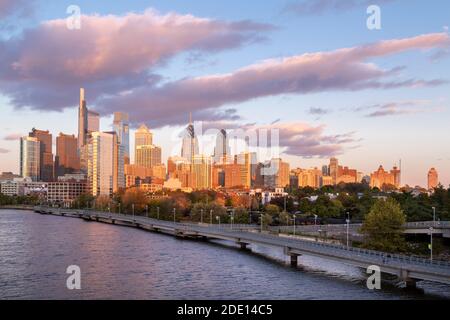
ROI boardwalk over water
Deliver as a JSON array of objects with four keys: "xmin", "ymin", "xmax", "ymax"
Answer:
[{"xmin": 35, "ymin": 207, "xmax": 450, "ymax": 288}]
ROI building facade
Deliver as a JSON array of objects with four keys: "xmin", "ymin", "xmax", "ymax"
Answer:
[{"xmin": 20, "ymin": 136, "xmax": 41, "ymax": 182}]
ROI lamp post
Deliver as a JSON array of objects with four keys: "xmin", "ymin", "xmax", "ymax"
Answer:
[
  {"xmin": 230, "ymin": 210, "xmax": 234, "ymax": 230},
  {"xmin": 216, "ymin": 216, "xmax": 221, "ymax": 227},
  {"xmin": 346, "ymin": 212, "xmax": 350, "ymax": 249},
  {"xmin": 293, "ymin": 214, "xmax": 296, "ymax": 236},
  {"xmin": 432, "ymin": 207, "xmax": 436, "ymax": 227},
  {"xmin": 430, "ymin": 226, "xmax": 434, "ymax": 262}
]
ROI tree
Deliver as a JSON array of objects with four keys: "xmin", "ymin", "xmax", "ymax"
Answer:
[
  {"xmin": 122, "ymin": 188, "xmax": 148, "ymax": 214},
  {"xmin": 360, "ymin": 198, "xmax": 407, "ymax": 252},
  {"xmin": 261, "ymin": 213, "xmax": 273, "ymax": 230},
  {"xmin": 264, "ymin": 204, "xmax": 280, "ymax": 215},
  {"xmin": 233, "ymin": 207, "xmax": 249, "ymax": 224}
]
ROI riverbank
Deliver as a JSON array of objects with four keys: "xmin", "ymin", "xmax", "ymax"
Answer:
[{"xmin": 0, "ymin": 205, "xmax": 34, "ymax": 211}]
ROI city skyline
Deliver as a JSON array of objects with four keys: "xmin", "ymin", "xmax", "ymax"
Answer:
[{"xmin": 0, "ymin": 0, "xmax": 449, "ymax": 187}]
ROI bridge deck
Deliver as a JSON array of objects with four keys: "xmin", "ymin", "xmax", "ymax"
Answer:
[{"xmin": 35, "ymin": 207, "xmax": 450, "ymax": 286}]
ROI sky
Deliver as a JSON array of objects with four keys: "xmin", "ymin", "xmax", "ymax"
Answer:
[{"xmin": 0, "ymin": 0, "xmax": 449, "ymax": 187}]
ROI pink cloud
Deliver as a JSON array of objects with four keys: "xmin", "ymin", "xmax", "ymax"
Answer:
[
  {"xmin": 97, "ymin": 32, "xmax": 450, "ymax": 127},
  {"xmin": 3, "ymin": 133, "xmax": 23, "ymax": 141},
  {"xmin": 0, "ymin": 9, "xmax": 272, "ymax": 110}
]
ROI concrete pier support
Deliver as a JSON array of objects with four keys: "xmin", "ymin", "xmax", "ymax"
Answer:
[
  {"xmin": 238, "ymin": 242, "xmax": 249, "ymax": 250},
  {"xmin": 284, "ymin": 246, "xmax": 300, "ymax": 267},
  {"xmin": 290, "ymin": 254, "xmax": 299, "ymax": 267},
  {"xmin": 398, "ymin": 269, "xmax": 417, "ymax": 289}
]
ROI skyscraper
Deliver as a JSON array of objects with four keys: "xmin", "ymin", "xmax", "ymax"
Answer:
[
  {"xmin": 134, "ymin": 124, "xmax": 162, "ymax": 169},
  {"xmin": 78, "ymin": 88, "xmax": 88, "ymax": 150},
  {"xmin": 87, "ymin": 132, "xmax": 124, "ymax": 197},
  {"xmin": 213, "ymin": 129, "xmax": 230, "ymax": 164},
  {"xmin": 55, "ymin": 133, "xmax": 80, "ymax": 177},
  {"xmin": 135, "ymin": 124, "xmax": 153, "ymax": 147},
  {"xmin": 20, "ymin": 136, "xmax": 40, "ymax": 181},
  {"xmin": 29, "ymin": 128, "xmax": 53, "ymax": 182},
  {"xmin": 113, "ymin": 112, "xmax": 130, "ymax": 164},
  {"xmin": 263, "ymin": 158, "xmax": 290, "ymax": 189},
  {"xmin": 135, "ymin": 145, "xmax": 162, "ymax": 168},
  {"xmin": 329, "ymin": 157, "xmax": 338, "ymax": 185},
  {"xmin": 181, "ymin": 116, "xmax": 199, "ymax": 162},
  {"xmin": 87, "ymin": 110, "xmax": 100, "ymax": 133},
  {"xmin": 428, "ymin": 168, "xmax": 439, "ymax": 190},
  {"xmin": 191, "ymin": 155, "xmax": 212, "ymax": 190}
]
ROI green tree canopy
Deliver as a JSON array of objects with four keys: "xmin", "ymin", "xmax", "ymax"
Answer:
[{"xmin": 360, "ymin": 198, "xmax": 407, "ymax": 253}]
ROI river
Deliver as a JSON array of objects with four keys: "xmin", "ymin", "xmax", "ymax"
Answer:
[{"xmin": 0, "ymin": 209, "xmax": 449, "ymax": 300}]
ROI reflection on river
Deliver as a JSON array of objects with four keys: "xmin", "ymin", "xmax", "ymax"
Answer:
[{"xmin": 0, "ymin": 210, "xmax": 449, "ymax": 299}]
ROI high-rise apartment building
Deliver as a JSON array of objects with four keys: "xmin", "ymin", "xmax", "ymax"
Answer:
[
  {"xmin": 55, "ymin": 133, "xmax": 79, "ymax": 177},
  {"xmin": 428, "ymin": 168, "xmax": 439, "ymax": 190},
  {"xmin": 87, "ymin": 132, "xmax": 124, "ymax": 197},
  {"xmin": 20, "ymin": 136, "xmax": 41, "ymax": 181},
  {"xmin": 114, "ymin": 112, "xmax": 130, "ymax": 164},
  {"xmin": 29, "ymin": 128, "xmax": 53, "ymax": 181},
  {"xmin": 370, "ymin": 165, "xmax": 401, "ymax": 189}
]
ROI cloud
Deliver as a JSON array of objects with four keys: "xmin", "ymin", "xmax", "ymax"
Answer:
[
  {"xmin": 197, "ymin": 120, "xmax": 357, "ymax": 158},
  {"xmin": 246, "ymin": 122, "xmax": 357, "ymax": 158},
  {"xmin": 0, "ymin": 0, "xmax": 33, "ymax": 19},
  {"xmin": 0, "ymin": 9, "xmax": 273, "ymax": 110},
  {"xmin": 0, "ymin": 148, "xmax": 10, "ymax": 154},
  {"xmin": 97, "ymin": 32, "xmax": 450, "ymax": 127},
  {"xmin": 355, "ymin": 100, "xmax": 442, "ymax": 117},
  {"xmin": 3, "ymin": 133, "xmax": 23, "ymax": 141},
  {"xmin": 308, "ymin": 107, "xmax": 329, "ymax": 115},
  {"xmin": 284, "ymin": 0, "xmax": 396, "ymax": 16}
]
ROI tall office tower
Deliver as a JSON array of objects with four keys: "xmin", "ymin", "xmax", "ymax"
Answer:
[
  {"xmin": 87, "ymin": 110, "xmax": 100, "ymax": 133},
  {"xmin": 20, "ymin": 136, "xmax": 41, "ymax": 181},
  {"xmin": 78, "ymin": 88, "xmax": 88, "ymax": 149},
  {"xmin": 213, "ymin": 129, "xmax": 230, "ymax": 164},
  {"xmin": 181, "ymin": 116, "xmax": 199, "ymax": 163},
  {"xmin": 235, "ymin": 152, "xmax": 257, "ymax": 188},
  {"xmin": 428, "ymin": 168, "xmax": 439, "ymax": 190},
  {"xmin": 263, "ymin": 158, "xmax": 290, "ymax": 189},
  {"xmin": 87, "ymin": 132, "xmax": 124, "ymax": 197},
  {"xmin": 322, "ymin": 165, "xmax": 329, "ymax": 176},
  {"xmin": 135, "ymin": 124, "xmax": 153, "ymax": 147},
  {"xmin": 191, "ymin": 155, "xmax": 212, "ymax": 190},
  {"xmin": 135, "ymin": 145, "xmax": 162, "ymax": 168},
  {"xmin": 113, "ymin": 112, "xmax": 130, "ymax": 164},
  {"xmin": 329, "ymin": 157, "xmax": 339, "ymax": 185},
  {"xmin": 29, "ymin": 128, "xmax": 53, "ymax": 182},
  {"xmin": 55, "ymin": 133, "xmax": 80, "ymax": 177}
]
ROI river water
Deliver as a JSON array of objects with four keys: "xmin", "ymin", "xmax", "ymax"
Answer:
[{"xmin": 0, "ymin": 209, "xmax": 449, "ymax": 300}]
